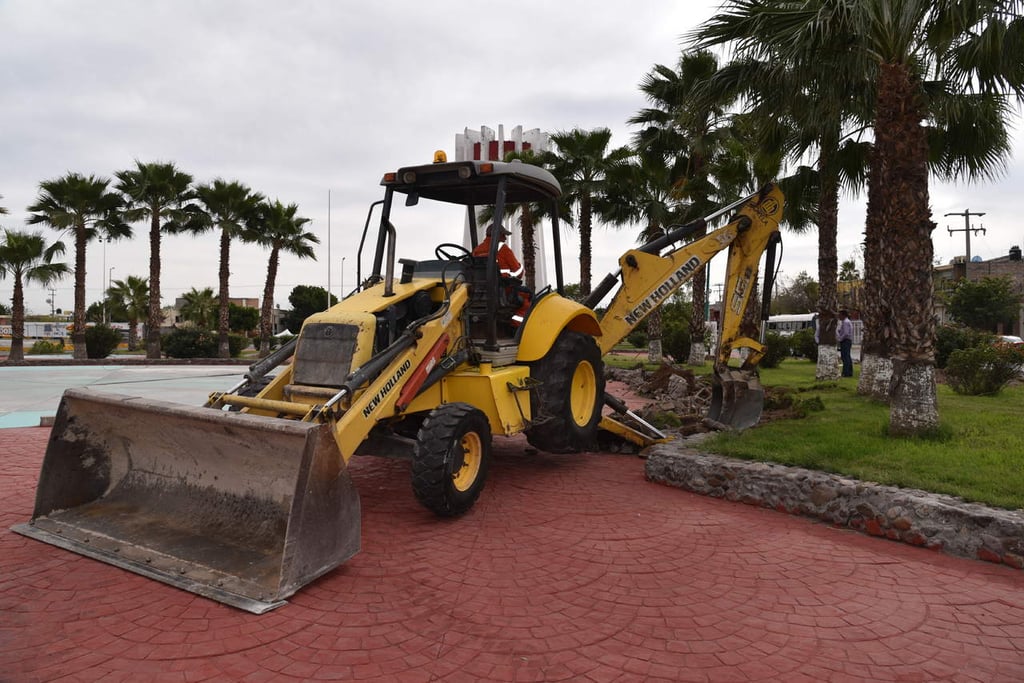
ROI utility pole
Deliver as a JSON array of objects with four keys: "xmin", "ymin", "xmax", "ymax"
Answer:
[
  {"xmin": 944, "ymin": 210, "xmax": 986, "ymax": 280},
  {"xmin": 327, "ymin": 189, "xmax": 332, "ymax": 310}
]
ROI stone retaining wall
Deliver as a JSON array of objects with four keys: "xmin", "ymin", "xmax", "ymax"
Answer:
[{"xmin": 645, "ymin": 443, "xmax": 1024, "ymax": 570}]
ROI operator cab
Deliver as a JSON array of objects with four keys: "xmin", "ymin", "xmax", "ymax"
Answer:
[{"xmin": 353, "ymin": 153, "xmax": 566, "ymax": 364}]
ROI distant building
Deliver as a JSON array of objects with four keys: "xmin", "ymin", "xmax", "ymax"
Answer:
[{"xmin": 933, "ymin": 245, "xmax": 1024, "ymax": 335}]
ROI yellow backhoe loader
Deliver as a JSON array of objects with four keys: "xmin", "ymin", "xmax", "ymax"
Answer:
[{"xmin": 13, "ymin": 155, "xmax": 784, "ymax": 613}]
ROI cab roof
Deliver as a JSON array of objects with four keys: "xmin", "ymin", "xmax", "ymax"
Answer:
[{"xmin": 382, "ymin": 159, "xmax": 561, "ymax": 206}]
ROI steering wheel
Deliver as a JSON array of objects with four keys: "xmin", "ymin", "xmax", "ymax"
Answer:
[{"xmin": 435, "ymin": 242, "xmax": 472, "ymax": 261}]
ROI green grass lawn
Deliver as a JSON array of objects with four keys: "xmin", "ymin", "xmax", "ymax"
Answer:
[{"xmin": 706, "ymin": 359, "xmax": 1024, "ymax": 510}]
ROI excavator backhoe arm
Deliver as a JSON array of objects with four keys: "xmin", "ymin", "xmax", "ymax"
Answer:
[{"xmin": 593, "ymin": 184, "xmax": 785, "ymax": 434}]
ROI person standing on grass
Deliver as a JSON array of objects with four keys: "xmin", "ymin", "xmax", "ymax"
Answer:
[{"xmin": 838, "ymin": 309, "xmax": 854, "ymax": 377}]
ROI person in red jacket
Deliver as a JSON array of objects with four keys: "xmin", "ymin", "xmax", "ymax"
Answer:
[
  {"xmin": 472, "ymin": 224, "xmax": 522, "ymax": 277},
  {"xmin": 472, "ymin": 224, "xmax": 529, "ymax": 323}
]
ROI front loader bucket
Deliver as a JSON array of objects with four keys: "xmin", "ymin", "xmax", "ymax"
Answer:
[
  {"xmin": 707, "ymin": 369, "xmax": 764, "ymax": 431},
  {"xmin": 11, "ymin": 388, "xmax": 360, "ymax": 614}
]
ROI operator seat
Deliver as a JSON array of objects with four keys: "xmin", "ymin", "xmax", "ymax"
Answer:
[{"xmin": 466, "ymin": 256, "xmax": 528, "ymax": 337}]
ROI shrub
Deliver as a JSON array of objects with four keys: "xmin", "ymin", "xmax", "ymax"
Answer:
[
  {"xmin": 759, "ymin": 331, "xmax": 790, "ymax": 369},
  {"xmin": 163, "ymin": 329, "xmax": 251, "ymax": 358},
  {"xmin": 163, "ymin": 328, "xmax": 217, "ymax": 358},
  {"xmin": 85, "ymin": 324, "xmax": 122, "ymax": 359},
  {"xmin": 790, "ymin": 328, "xmax": 818, "ymax": 361},
  {"xmin": 228, "ymin": 333, "xmax": 249, "ymax": 358},
  {"xmin": 661, "ymin": 320, "xmax": 692, "ymax": 363},
  {"xmin": 935, "ymin": 324, "xmax": 994, "ymax": 369},
  {"xmin": 626, "ymin": 328, "xmax": 648, "ymax": 350},
  {"xmin": 29, "ymin": 339, "xmax": 65, "ymax": 355},
  {"xmin": 269, "ymin": 334, "xmax": 295, "ymax": 351},
  {"xmin": 944, "ymin": 345, "xmax": 1024, "ymax": 395}
]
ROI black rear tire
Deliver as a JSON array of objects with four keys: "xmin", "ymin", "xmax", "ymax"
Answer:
[
  {"xmin": 411, "ymin": 402, "xmax": 491, "ymax": 517},
  {"xmin": 525, "ymin": 330, "xmax": 605, "ymax": 453}
]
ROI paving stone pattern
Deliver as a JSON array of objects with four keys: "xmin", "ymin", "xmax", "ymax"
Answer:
[
  {"xmin": 646, "ymin": 443, "xmax": 1024, "ymax": 571},
  {"xmin": 3, "ymin": 427, "xmax": 1024, "ymax": 682}
]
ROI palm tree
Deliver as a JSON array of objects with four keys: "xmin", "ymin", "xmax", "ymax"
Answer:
[
  {"xmin": 630, "ymin": 51, "xmax": 759, "ymax": 365},
  {"xmin": 0, "ymin": 230, "xmax": 69, "ymax": 361},
  {"xmin": 179, "ymin": 286, "xmax": 217, "ymax": 329},
  {"xmin": 498, "ymin": 151, "xmax": 543, "ymax": 290},
  {"xmin": 26, "ymin": 173, "xmax": 130, "ymax": 359},
  {"xmin": 107, "ymin": 275, "xmax": 149, "ymax": 351},
  {"xmin": 692, "ymin": 0, "xmax": 1024, "ymax": 435},
  {"xmin": 249, "ymin": 200, "xmax": 317, "ymax": 357},
  {"xmin": 602, "ymin": 147, "xmax": 686, "ymax": 362},
  {"xmin": 194, "ymin": 179, "xmax": 265, "ymax": 358},
  {"xmin": 693, "ymin": 46, "xmax": 873, "ymax": 381},
  {"xmin": 115, "ymin": 161, "xmax": 198, "ymax": 359},
  {"xmin": 545, "ymin": 128, "xmax": 632, "ymax": 296}
]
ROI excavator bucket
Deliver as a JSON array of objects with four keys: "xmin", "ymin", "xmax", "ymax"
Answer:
[
  {"xmin": 707, "ymin": 369, "xmax": 765, "ymax": 431},
  {"xmin": 11, "ymin": 388, "xmax": 360, "ymax": 614}
]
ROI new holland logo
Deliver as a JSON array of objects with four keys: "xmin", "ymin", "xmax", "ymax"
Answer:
[
  {"xmin": 362, "ymin": 359, "xmax": 412, "ymax": 418},
  {"xmin": 624, "ymin": 256, "xmax": 702, "ymax": 326}
]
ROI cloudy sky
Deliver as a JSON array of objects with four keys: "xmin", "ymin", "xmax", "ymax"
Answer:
[{"xmin": 2, "ymin": 1, "xmax": 1022, "ymax": 317}]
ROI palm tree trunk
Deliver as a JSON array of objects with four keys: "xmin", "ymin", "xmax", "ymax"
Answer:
[
  {"xmin": 688, "ymin": 264, "xmax": 708, "ymax": 365},
  {"xmin": 815, "ymin": 150, "xmax": 841, "ymax": 381},
  {"xmin": 128, "ymin": 319, "xmax": 139, "ymax": 352},
  {"xmin": 147, "ymin": 214, "xmax": 162, "ymax": 359},
  {"xmin": 520, "ymin": 206, "xmax": 536, "ymax": 290},
  {"xmin": 72, "ymin": 225, "xmax": 87, "ymax": 360},
  {"xmin": 259, "ymin": 248, "xmax": 279, "ymax": 358},
  {"xmin": 874, "ymin": 63, "xmax": 938, "ymax": 435},
  {"xmin": 10, "ymin": 276, "xmax": 26, "ymax": 362},
  {"xmin": 647, "ymin": 306, "xmax": 664, "ymax": 363},
  {"xmin": 217, "ymin": 228, "xmax": 231, "ymax": 359},
  {"xmin": 858, "ymin": 108, "xmax": 896, "ymax": 401},
  {"xmin": 579, "ymin": 196, "xmax": 593, "ymax": 296}
]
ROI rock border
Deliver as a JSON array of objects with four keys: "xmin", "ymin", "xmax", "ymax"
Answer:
[{"xmin": 645, "ymin": 439, "xmax": 1024, "ymax": 570}]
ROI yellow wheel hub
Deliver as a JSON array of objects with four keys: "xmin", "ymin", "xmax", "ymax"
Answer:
[
  {"xmin": 569, "ymin": 360, "xmax": 597, "ymax": 427},
  {"xmin": 451, "ymin": 431, "xmax": 483, "ymax": 492}
]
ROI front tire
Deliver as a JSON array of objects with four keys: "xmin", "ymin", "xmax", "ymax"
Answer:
[
  {"xmin": 411, "ymin": 402, "xmax": 491, "ymax": 517},
  {"xmin": 525, "ymin": 330, "xmax": 605, "ymax": 453}
]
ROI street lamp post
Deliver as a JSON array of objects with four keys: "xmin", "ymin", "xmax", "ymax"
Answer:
[
  {"xmin": 108, "ymin": 268, "xmax": 115, "ymax": 323},
  {"xmin": 100, "ymin": 237, "xmax": 107, "ymax": 324},
  {"xmin": 341, "ymin": 257, "xmax": 346, "ymax": 300}
]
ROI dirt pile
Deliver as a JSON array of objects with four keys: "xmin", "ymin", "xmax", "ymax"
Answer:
[{"xmin": 605, "ymin": 364, "xmax": 802, "ymax": 436}]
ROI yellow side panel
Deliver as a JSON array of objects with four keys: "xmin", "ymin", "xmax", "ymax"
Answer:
[
  {"xmin": 330, "ymin": 287, "xmax": 468, "ymax": 461},
  {"xmin": 400, "ymin": 382, "xmax": 443, "ymax": 416},
  {"xmin": 516, "ymin": 295, "xmax": 602, "ymax": 362},
  {"xmin": 441, "ymin": 365, "xmax": 532, "ymax": 436}
]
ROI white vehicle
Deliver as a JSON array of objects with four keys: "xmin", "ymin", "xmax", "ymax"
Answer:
[{"xmin": 766, "ymin": 313, "xmax": 816, "ymax": 336}]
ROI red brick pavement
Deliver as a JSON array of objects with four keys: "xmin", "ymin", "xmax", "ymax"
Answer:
[{"xmin": 2, "ymin": 426, "xmax": 1024, "ymax": 682}]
